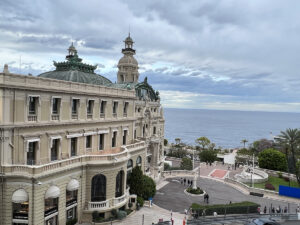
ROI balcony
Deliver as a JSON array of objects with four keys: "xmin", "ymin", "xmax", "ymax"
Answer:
[
  {"xmin": 88, "ymin": 200, "xmax": 109, "ymax": 210},
  {"xmin": 51, "ymin": 114, "xmax": 59, "ymax": 120},
  {"xmin": 112, "ymin": 113, "xmax": 117, "ymax": 118},
  {"xmin": 123, "ymin": 113, "xmax": 127, "ymax": 117},
  {"xmin": 3, "ymin": 141, "xmax": 146, "ymax": 177},
  {"xmin": 28, "ymin": 115, "xmax": 37, "ymax": 121},
  {"xmin": 87, "ymin": 114, "xmax": 93, "ymax": 119},
  {"xmin": 113, "ymin": 193, "xmax": 127, "ymax": 207},
  {"xmin": 72, "ymin": 114, "xmax": 78, "ymax": 120},
  {"xmin": 100, "ymin": 113, "xmax": 105, "ymax": 118}
]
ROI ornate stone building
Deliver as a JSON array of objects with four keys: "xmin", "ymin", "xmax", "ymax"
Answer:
[{"xmin": 0, "ymin": 35, "xmax": 164, "ymax": 225}]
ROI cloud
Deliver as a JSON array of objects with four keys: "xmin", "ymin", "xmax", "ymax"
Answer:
[{"xmin": 0, "ymin": 0, "xmax": 300, "ymax": 112}]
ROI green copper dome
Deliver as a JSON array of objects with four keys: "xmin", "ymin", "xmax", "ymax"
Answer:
[
  {"xmin": 38, "ymin": 44, "xmax": 112, "ymax": 86},
  {"xmin": 39, "ymin": 70, "xmax": 112, "ymax": 86}
]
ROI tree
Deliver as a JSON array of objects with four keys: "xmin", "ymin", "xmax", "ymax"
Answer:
[
  {"xmin": 180, "ymin": 157, "xmax": 193, "ymax": 170},
  {"xmin": 199, "ymin": 149, "xmax": 217, "ymax": 164},
  {"xmin": 128, "ymin": 166, "xmax": 157, "ymax": 200},
  {"xmin": 241, "ymin": 139, "xmax": 248, "ymax": 148},
  {"xmin": 195, "ymin": 137, "xmax": 211, "ymax": 150},
  {"xmin": 128, "ymin": 166, "xmax": 143, "ymax": 197},
  {"xmin": 175, "ymin": 138, "xmax": 181, "ymax": 145},
  {"xmin": 164, "ymin": 139, "xmax": 168, "ymax": 146},
  {"xmin": 275, "ymin": 128, "xmax": 300, "ymax": 182},
  {"xmin": 251, "ymin": 139, "xmax": 274, "ymax": 153},
  {"xmin": 167, "ymin": 148, "xmax": 187, "ymax": 158},
  {"xmin": 258, "ymin": 148, "xmax": 287, "ymax": 172}
]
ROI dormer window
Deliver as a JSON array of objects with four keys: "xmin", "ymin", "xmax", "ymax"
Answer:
[
  {"xmin": 123, "ymin": 102, "xmax": 129, "ymax": 117},
  {"xmin": 112, "ymin": 101, "xmax": 118, "ymax": 118},
  {"xmin": 87, "ymin": 100, "xmax": 94, "ymax": 119}
]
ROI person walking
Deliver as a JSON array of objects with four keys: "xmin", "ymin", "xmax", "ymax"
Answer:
[
  {"xmin": 184, "ymin": 178, "xmax": 186, "ymax": 186},
  {"xmin": 190, "ymin": 180, "xmax": 193, "ymax": 187},
  {"xmin": 207, "ymin": 194, "xmax": 209, "ymax": 204},
  {"xmin": 187, "ymin": 180, "xmax": 190, "ymax": 186},
  {"xmin": 180, "ymin": 178, "xmax": 183, "ymax": 184},
  {"xmin": 264, "ymin": 206, "xmax": 267, "ymax": 214}
]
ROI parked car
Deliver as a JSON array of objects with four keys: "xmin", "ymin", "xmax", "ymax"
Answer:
[{"xmin": 247, "ymin": 218, "xmax": 280, "ymax": 225}]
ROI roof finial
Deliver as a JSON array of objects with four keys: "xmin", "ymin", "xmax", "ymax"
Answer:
[
  {"xmin": 129, "ymin": 25, "xmax": 131, "ymax": 37},
  {"xmin": 3, "ymin": 64, "xmax": 9, "ymax": 74}
]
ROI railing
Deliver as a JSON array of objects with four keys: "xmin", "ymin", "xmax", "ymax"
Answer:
[
  {"xmin": 100, "ymin": 113, "xmax": 105, "ymax": 118},
  {"xmin": 126, "ymin": 141, "xmax": 146, "ymax": 151},
  {"xmin": 87, "ymin": 114, "xmax": 93, "ymax": 119},
  {"xmin": 66, "ymin": 199, "xmax": 77, "ymax": 207},
  {"xmin": 4, "ymin": 147, "xmax": 131, "ymax": 176},
  {"xmin": 88, "ymin": 200, "xmax": 109, "ymax": 210},
  {"xmin": 123, "ymin": 113, "xmax": 127, "ymax": 117},
  {"xmin": 44, "ymin": 206, "xmax": 58, "ymax": 217},
  {"xmin": 51, "ymin": 114, "xmax": 59, "ymax": 120},
  {"xmin": 113, "ymin": 193, "xmax": 127, "ymax": 206},
  {"xmin": 72, "ymin": 114, "xmax": 78, "ymax": 119},
  {"xmin": 28, "ymin": 115, "xmax": 37, "ymax": 121},
  {"xmin": 112, "ymin": 113, "xmax": 117, "ymax": 118},
  {"xmin": 13, "ymin": 212, "xmax": 28, "ymax": 220}
]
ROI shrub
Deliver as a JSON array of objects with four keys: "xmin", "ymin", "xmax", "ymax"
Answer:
[
  {"xmin": 128, "ymin": 202, "xmax": 133, "ymax": 208},
  {"xmin": 164, "ymin": 163, "xmax": 171, "ymax": 171},
  {"xmin": 111, "ymin": 209, "xmax": 117, "ymax": 218},
  {"xmin": 92, "ymin": 211, "xmax": 98, "ymax": 220},
  {"xmin": 180, "ymin": 157, "xmax": 193, "ymax": 170},
  {"xmin": 137, "ymin": 196, "xmax": 144, "ymax": 207},
  {"xmin": 125, "ymin": 209, "xmax": 133, "ymax": 215},
  {"xmin": 191, "ymin": 201, "xmax": 260, "ymax": 217},
  {"xmin": 66, "ymin": 218, "xmax": 78, "ymax": 225},
  {"xmin": 116, "ymin": 210, "xmax": 127, "ymax": 220},
  {"xmin": 186, "ymin": 187, "xmax": 203, "ymax": 195},
  {"xmin": 265, "ymin": 183, "xmax": 275, "ymax": 191},
  {"xmin": 284, "ymin": 177, "xmax": 290, "ymax": 182}
]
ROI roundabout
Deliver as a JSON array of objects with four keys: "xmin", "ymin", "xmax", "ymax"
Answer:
[{"xmin": 153, "ymin": 176, "xmax": 299, "ymax": 214}]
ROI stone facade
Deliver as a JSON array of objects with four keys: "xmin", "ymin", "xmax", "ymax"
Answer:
[{"xmin": 0, "ymin": 35, "xmax": 164, "ymax": 225}]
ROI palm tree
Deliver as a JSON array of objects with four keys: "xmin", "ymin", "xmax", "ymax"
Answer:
[
  {"xmin": 275, "ymin": 128, "xmax": 300, "ymax": 183},
  {"xmin": 241, "ymin": 139, "xmax": 248, "ymax": 148}
]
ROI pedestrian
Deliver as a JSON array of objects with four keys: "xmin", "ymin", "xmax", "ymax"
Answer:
[
  {"xmin": 272, "ymin": 207, "xmax": 275, "ymax": 213},
  {"xmin": 264, "ymin": 206, "xmax": 267, "ymax": 214},
  {"xmin": 279, "ymin": 205, "xmax": 281, "ymax": 213},
  {"xmin": 184, "ymin": 178, "xmax": 186, "ymax": 185},
  {"xmin": 284, "ymin": 206, "xmax": 287, "ymax": 213},
  {"xmin": 190, "ymin": 180, "xmax": 193, "ymax": 187},
  {"xmin": 207, "ymin": 194, "xmax": 209, "ymax": 204},
  {"xmin": 180, "ymin": 177, "xmax": 183, "ymax": 184},
  {"xmin": 229, "ymin": 201, "xmax": 232, "ymax": 204}
]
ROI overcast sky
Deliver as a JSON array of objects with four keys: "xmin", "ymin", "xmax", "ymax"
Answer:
[{"xmin": 1, "ymin": 0, "xmax": 300, "ymax": 112}]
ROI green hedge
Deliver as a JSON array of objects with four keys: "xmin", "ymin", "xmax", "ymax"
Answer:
[{"xmin": 191, "ymin": 201, "xmax": 260, "ymax": 217}]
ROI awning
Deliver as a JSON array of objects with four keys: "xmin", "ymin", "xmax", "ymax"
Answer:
[
  {"xmin": 12, "ymin": 189, "xmax": 29, "ymax": 203},
  {"xmin": 45, "ymin": 186, "xmax": 60, "ymax": 199},
  {"xmin": 67, "ymin": 179, "xmax": 79, "ymax": 191}
]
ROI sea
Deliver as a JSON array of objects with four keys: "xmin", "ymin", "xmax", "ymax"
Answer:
[{"xmin": 164, "ymin": 108, "xmax": 300, "ymax": 149}]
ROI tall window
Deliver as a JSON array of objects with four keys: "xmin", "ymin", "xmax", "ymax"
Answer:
[
  {"xmin": 153, "ymin": 127, "xmax": 156, "ymax": 135},
  {"xmin": 52, "ymin": 98, "xmax": 60, "ymax": 114},
  {"xmin": 123, "ymin": 102, "xmax": 129, "ymax": 117},
  {"xmin": 86, "ymin": 136, "xmax": 92, "ymax": 149},
  {"xmin": 51, "ymin": 139, "xmax": 59, "ymax": 161},
  {"xmin": 99, "ymin": 134, "xmax": 104, "ymax": 150},
  {"xmin": 112, "ymin": 131, "xmax": 117, "ymax": 148},
  {"xmin": 127, "ymin": 159, "xmax": 133, "ymax": 185},
  {"xmin": 28, "ymin": 96, "xmax": 38, "ymax": 115},
  {"xmin": 91, "ymin": 174, "xmax": 106, "ymax": 202},
  {"xmin": 87, "ymin": 100, "xmax": 94, "ymax": 118},
  {"xmin": 100, "ymin": 101, "xmax": 106, "ymax": 118},
  {"xmin": 134, "ymin": 129, "xmax": 137, "ymax": 139},
  {"xmin": 27, "ymin": 142, "xmax": 36, "ymax": 165},
  {"xmin": 136, "ymin": 156, "xmax": 142, "ymax": 166},
  {"xmin": 123, "ymin": 130, "xmax": 127, "ymax": 145},
  {"xmin": 115, "ymin": 171, "xmax": 124, "ymax": 198},
  {"xmin": 71, "ymin": 138, "xmax": 77, "ymax": 157},
  {"xmin": 112, "ymin": 101, "xmax": 118, "ymax": 117},
  {"xmin": 72, "ymin": 99, "xmax": 79, "ymax": 115}
]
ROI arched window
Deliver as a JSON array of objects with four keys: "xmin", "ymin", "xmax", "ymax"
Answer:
[
  {"xmin": 127, "ymin": 159, "xmax": 133, "ymax": 169},
  {"xmin": 115, "ymin": 171, "xmax": 124, "ymax": 197},
  {"xmin": 12, "ymin": 189, "xmax": 29, "ymax": 222},
  {"xmin": 91, "ymin": 174, "xmax": 106, "ymax": 202},
  {"xmin": 136, "ymin": 156, "xmax": 142, "ymax": 166}
]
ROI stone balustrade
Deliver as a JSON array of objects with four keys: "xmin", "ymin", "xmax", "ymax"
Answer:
[
  {"xmin": 88, "ymin": 200, "xmax": 109, "ymax": 210},
  {"xmin": 3, "ymin": 142, "xmax": 145, "ymax": 177}
]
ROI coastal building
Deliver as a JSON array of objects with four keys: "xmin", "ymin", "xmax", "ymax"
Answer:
[{"xmin": 0, "ymin": 35, "xmax": 165, "ymax": 225}]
